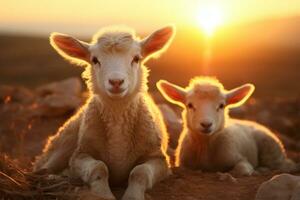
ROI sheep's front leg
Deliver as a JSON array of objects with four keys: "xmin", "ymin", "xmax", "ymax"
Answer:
[
  {"xmin": 230, "ymin": 159, "xmax": 254, "ymax": 177},
  {"xmin": 70, "ymin": 153, "xmax": 115, "ymax": 200},
  {"xmin": 122, "ymin": 158, "xmax": 169, "ymax": 200}
]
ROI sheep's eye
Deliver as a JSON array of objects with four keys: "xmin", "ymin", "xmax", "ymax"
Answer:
[
  {"xmin": 92, "ymin": 57, "xmax": 100, "ymax": 65},
  {"xmin": 131, "ymin": 55, "xmax": 140, "ymax": 65},
  {"xmin": 187, "ymin": 103, "xmax": 194, "ymax": 109},
  {"xmin": 218, "ymin": 103, "xmax": 225, "ymax": 110}
]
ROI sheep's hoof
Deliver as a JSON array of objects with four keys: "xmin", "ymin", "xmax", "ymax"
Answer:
[
  {"xmin": 121, "ymin": 191, "xmax": 145, "ymax": 200},
  {"xmin": 122, "ymin": 193, "xmax": 145, "ymax": 200},
  {"xmin": 88, "ymin": 179, "xmax": 116, "ymax": 200},
  {"xmin": 217, "ymin": 172, "xmax": 238, "ymax": 183},
  {"xmin": 122, "ymin": 197, "xmax": 145, "ymax": 200},
  {"xmin": 254, "ymin": 167, "xmax": 271, "ymax": 175}
]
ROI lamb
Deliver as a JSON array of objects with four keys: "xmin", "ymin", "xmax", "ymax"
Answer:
[
  {"xmin": 157, "ymin": 76, "xmax": 299, "ymax": 177},
  {"xmin": 33, "ymin": 25, "xmax": 175, "ymax": 200}
]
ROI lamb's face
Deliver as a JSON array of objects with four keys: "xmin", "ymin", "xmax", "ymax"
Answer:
[
  {"xmin": 157, "ymin": 78, "xmax": 255, "ymax": 136},
  {"xmin": 49, "ymin": 26, "xmax": 175, "ymax": 100},
  {"xmin": 185, "ymin": 88, "xmax": 226, "ymax": 135},
  {"xmin": 89, "ymin": 42, "xmax": 142, "ymax": 99}
]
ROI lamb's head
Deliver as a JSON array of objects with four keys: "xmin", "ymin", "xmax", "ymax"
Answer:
[
  {"xmin": 49, "ymin": 26, "xmax": 175, "ymax": 99},
  {"xmin": 157, "ymin": 77, "xmax": 254, "ymax": 136}
]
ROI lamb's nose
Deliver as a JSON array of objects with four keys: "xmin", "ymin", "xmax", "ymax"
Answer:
[
  {"xmin": 109, "ymin": 79, "xmax": 124, "ymax": 88},
  {"xmin": 201, "ymin": 122, "xmax": 212, "ymax": 129}
]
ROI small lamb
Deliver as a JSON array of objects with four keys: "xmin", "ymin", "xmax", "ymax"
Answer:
[
  {"xmin": 34, "ymin": 25, "xmax": 175, "ymax": 200},
  {"xmin": 157, "ymin": 77, "xmax": 299, "ymax": 176}
]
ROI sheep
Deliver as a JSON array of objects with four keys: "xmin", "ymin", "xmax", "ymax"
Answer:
[
  {"xmin": 157, "ymin": 76, "xmax": 299, "ymax": 177},
  {"xmin": 33, "ymin": 25, "xmax": 175, "ymax": 200}
]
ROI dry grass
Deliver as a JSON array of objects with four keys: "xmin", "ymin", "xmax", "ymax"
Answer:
[{"xmin": 0, "ymin": 154, "xmax": 84, "ymax": 200}]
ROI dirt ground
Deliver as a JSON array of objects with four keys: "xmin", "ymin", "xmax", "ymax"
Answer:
[
  {"xmin": 149, "ymin": 169, "xmax": 275, "ymax": 200},
  {"xmin": 0, "ymin": 83, "xmax": 300, "ymax": 200},
  {"xmin": 100, "ymin": 168, "xmax": 279, "ymax": 200}
]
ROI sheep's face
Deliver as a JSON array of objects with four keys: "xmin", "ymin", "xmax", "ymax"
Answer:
[
  {"xmin": 49, "ymin": 26, "xmax": 175, "ymax": 100},
  {"xmin": 89, "ymin": 42, "xmax": 142, "ymax": 98},
  {"xmin": 184, "ymin": 89, "xmax": 226, "ymax": 135},
  {"xmin": 157, "ymin": 78, "xmax": 255, "ymax": 136}
]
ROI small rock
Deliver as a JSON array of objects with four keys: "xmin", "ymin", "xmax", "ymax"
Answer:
[
  {"xmin": 35, "ymin": 94, "xmax": 82, "ymax": 116},
  {"xmin": 36, "ymin": 77, "xmax": 82, "ymax": 97},
  {"xmin": 33, "ymin": 78, "xmax": 83, "ymax": 117},
  {"xmin": 255, "ymin": 173, "xmax": 300, "ymax": 200},
  {"xmin": 217, "ymin": 172, "xmax": 238, "ymax": 183}
]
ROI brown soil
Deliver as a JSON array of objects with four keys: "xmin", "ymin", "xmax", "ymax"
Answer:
[
  {"xmin": 0, "ymin": 85, "xmax": 300, "ymax": 200},
  {"xmin": 149, "ymin": 169, "xmax": 275, "ymax": 200}
]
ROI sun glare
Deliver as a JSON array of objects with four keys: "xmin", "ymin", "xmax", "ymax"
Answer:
[{"xmin": 197, "ymin": 5, "xmax": 224, "ymax": 37}]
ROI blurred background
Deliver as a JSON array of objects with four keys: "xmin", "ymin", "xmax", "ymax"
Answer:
[{"xmin": 1, "ymin": 0, "xmax": 300, "ymax": 97}]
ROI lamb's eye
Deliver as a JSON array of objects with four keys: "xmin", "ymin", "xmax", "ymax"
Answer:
[
  {"xmin": 92, "ymin": 57, "xmax": 100, "ymax": 66},
  {"xmin": 218, "ymin": 103, "xmax": 225, "ymax": 111},
  {"xmin": 131, "ymin": 55, "xmax": 140, "ymax": 65},
  {"xmin": 187, "ymin": 103, "xmax": 194, "ymax": 109}
]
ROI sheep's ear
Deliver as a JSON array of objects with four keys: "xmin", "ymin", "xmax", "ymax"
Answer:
[
  {"xmin": 141, "ymin": 25, "xmax": 175, "ymax": 58},
  {"xmin": 50, "ymin": 32, "xmax": 90, "ymax": 64},
  {"xmin": 157, "ymin": 80, "xmax": 186, "ymax": 107},
  {"xmin": 226, "ymin": 84, "xmax": 255, "ymax": 107}
]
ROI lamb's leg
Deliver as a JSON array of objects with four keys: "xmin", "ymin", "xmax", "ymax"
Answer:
[
  {"xmin": 34, "ymin": 133, "xmax": 78, "ymax": 174},
  {"xmin": 122, "ymin": 158, "xmax": 170, "ymax": 200},
  {"xmin": 254, "ymin": 129, "xmax": 299, "ymax": 172},
  {"xmin": 70, "ymin": 152, "xmax": 115, "ymax": 200},
  {"xmin": 33, "ymin": 113, "xmax": 81, "ymax": 173},
  {"xmin": 230, "ymin": 159, "xmax": 254, "ymax": 177},
  {"xmin": 253, "ymin": 167, "xmax": 272, "ymax": 175}
]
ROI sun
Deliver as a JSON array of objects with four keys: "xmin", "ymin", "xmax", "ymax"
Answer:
[{"xmin": 197, "ymin": 5, "xmax": 224, "ymax": 37}]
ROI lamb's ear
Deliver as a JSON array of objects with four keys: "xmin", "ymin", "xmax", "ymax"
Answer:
[
  {"xmin": 141, "ymin": 25, "xmax": 175, "ymax": 58},
  {"xmin": 50, "ymin": 32, "xmax": 90, "ymax": 64},
  {"xmin": 156, "ymin": 80, "xmax": 186, "ymax": 107},
  {"xmin": 226, "ymin": 84, "xmax": 255, "ymax": 107}
]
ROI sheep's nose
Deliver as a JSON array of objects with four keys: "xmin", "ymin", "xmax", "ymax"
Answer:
[
  {"xmin": 109, "ymin": 79, "xmax": 124, "ymax": 88},
  {"xmin": 201, "ymin": 122, "xmax": 212, "ymax": 129}
]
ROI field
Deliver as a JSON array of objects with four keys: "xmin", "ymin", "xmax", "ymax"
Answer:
[{"xmin": 0, "ymin": 17, "xmax": 300, "ymax": 199}]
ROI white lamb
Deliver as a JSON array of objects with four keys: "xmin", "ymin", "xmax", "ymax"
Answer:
[
  {"xmin": 157, "ymin": 76, "xmax": 299, "ymax": 177},
  {"xmin": 33, "ymin": 25, "xmax": 175, "ymax": 200}
]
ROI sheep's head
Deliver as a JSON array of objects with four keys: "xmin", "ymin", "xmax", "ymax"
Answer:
[
  {"xmin": 49, "ymin": 26, "xmax": 175, "ymax": 99},
  {"xmin": 157, "ymin": 77, "xmax": 254, "ymax": 136}
]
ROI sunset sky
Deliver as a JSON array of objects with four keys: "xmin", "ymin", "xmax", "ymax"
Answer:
[{"xmin": 0, "ymin": 0, "xmax": 299, "ymax": 36}]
